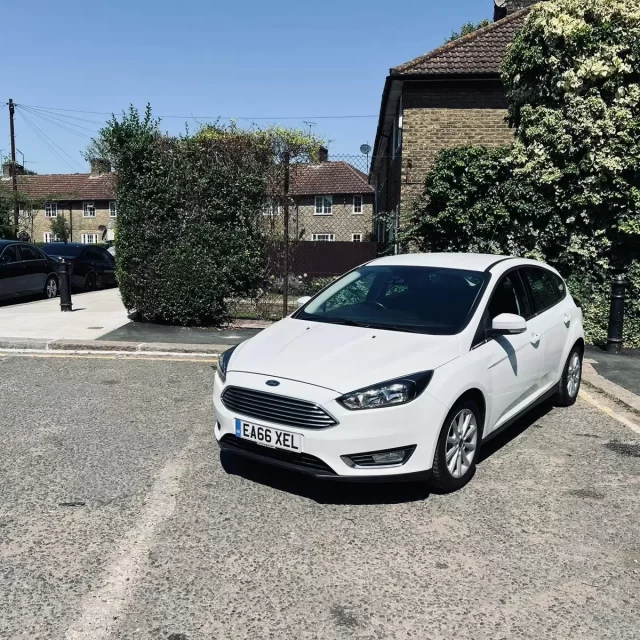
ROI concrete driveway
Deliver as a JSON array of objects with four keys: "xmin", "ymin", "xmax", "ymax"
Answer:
[{"xmin": 0, "ymin": 353, "xmax": 638, "ymax": 639}]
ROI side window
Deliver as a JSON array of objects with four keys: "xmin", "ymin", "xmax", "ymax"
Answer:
[
  {"xmin": 1, "ymin": 246, "xmax": 19, "ymax": 263},
  {"xmin": 85, "ymin": 249, "xmax": 103, "ymax": 261},
  {"xmin": 19, "ymin": 245, "xmax": 42, "ymax": 261},
  {"xmin": 521, "ymin": 267, "xmax": 565, "ymax": 313},
  {"xmin": 488, "ymin": 273, "xmax": 531, "ymax": 320}
]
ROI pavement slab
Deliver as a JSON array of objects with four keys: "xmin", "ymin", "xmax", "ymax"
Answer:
[{"xmin": 0, "ymin": 353, "xmax": 638, "ymax": 639}]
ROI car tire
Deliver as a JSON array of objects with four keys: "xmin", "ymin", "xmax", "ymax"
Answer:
[
  {"xmin": 44, "ymin": 275, "xmax": 58, "ymax": 299},
  {"xmin": 429, "ymin": 398, "xmax": 482, "ymax": 493},
  {"xmin": 84, "ymin": 272, "xmax": 97, "ymax": 291},
  {"xmin": 555, "ymin": 346, "xmax": 582, "ymax": 407}
]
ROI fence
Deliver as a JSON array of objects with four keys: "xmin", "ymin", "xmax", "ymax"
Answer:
[{"xmin": 228, "ymin": 153, "xmax": 390, "ymax": 322}]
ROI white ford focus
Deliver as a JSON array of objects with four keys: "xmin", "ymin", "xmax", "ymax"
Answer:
[{"xmin": 214, "ymin": 253, "xmax": 584, "ymax": 492}]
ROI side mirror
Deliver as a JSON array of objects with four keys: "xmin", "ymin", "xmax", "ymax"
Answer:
[
  {"xmin": 490, "ymin": 313, "xmax": 526, "ymax": 336},
  {"xmin": 297, "ymin": 296, "xmax": 312, "ymax": 309}
]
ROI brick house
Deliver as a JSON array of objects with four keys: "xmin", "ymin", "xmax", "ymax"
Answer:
[
  {"xmin": 370, "ymin": 0, "xmax": 541, "ymax": 240},
  {"xmin": 267, "ymin": 149, "xmax": 375, "ymax": 243},
  {"xmin": 1, "ymin": 158, "xmax": 116, "ymax": 244}
]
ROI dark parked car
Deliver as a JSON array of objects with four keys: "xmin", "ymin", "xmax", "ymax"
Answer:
[
  {"xmin": 0, "ymin": 240, "xmax": 60, "ymax": 300},
  {"xmin": 41, "ymin": 243, "xmax": 117, "ymax": 291}
]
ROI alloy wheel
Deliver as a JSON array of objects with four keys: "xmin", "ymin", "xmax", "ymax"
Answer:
[
  {"xmin": 445, "ymin": 409, "xmax": 478, "ymax": 479},
  {"xmin": 46, "ymin": 278, "xmax": 58, "ymax": 298},
  {"xmin": 567, "ymin": 352, "xmax": 581, "ymax": 398}
]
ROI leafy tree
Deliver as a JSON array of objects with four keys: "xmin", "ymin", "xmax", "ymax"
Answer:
[
  {"xmin": 445, "ymin": 19, "xmax": 491, "ymax": 43},
  {"xmin": 50, "ymin": 216, "xmax": 71, "ymax": 243}
]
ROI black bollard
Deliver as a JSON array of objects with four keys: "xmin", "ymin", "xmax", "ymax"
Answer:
[
  {"xmin": 58, "ymin": 259, "xmax": 73, "ymax": 312},
  {"xmin": 606, "ymin": 276, "xmax": 626, "ymax": 354}
]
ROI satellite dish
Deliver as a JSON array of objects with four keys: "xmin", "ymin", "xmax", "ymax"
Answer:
[{"xmin": 360, "ymin": 144, "xmax": 372, "ymax": 155}]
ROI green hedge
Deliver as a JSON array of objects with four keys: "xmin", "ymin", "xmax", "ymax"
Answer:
[{"xmin": 98, "ymin": 108, "xmax": 270, "ymax": 326}]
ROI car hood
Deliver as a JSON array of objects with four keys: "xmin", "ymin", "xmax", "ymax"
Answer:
[{"xmin": 229, "ymin": 317, "xmax": 462, "ymax": 394}]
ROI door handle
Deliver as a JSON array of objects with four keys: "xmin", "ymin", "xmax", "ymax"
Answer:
[
  {"xmin": 563, "ymin": 314, "xmax": 571, "ymax": 325},
  {"xmin": 530, "ymin": 333, "xmax": 541, "ymax": 346}
]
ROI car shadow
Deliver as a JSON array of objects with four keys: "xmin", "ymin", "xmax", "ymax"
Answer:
[
  {"xmin": 219, "ymin": 451, "xmax": 432, "ymax": 505},
  {"xmin": 477, "ymin": 399, "xmax": 554, "ymax": 463},
  {"xmin": 220, "ymin": 399, "xmax": 555, "ymax": 505}
]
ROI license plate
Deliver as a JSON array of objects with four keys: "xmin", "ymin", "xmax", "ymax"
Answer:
[{"xmin": 235, "ymin": 418, "xmax": 303, "ymax": 453}]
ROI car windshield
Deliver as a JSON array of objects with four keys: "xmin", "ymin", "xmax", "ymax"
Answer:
[
  {"xmin": 41, "ymin": 244, "xmax": 85, "ymax": 258},
  {"xmin": 295, "ymin": 265, "xmax": 488, "ymax": 335}
]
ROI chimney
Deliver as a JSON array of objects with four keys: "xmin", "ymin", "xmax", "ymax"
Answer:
[
  {"xmin": 318, "ymin": 146, "xmax": 329, "ymax": 163},
  {"xmin": 2, "ymin": 161, "xmax": 24, "ymax": 178},
  {"xmin": 90, "ymin": 157, "xmax": 112, "ymax": 176},
  {"xmin": 494, "ymin": 0, "xmax": 543, "ymax": 21}
]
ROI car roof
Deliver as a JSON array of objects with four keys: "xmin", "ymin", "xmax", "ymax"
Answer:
[
  {"xmin": 0, "ymin": 239, "xmax": 18, "ymax": 247},
  {"xmin": 367, "ymin": 252, "xmax": 517, "ymax": 272},
  {"xmin": 45, "ymin": 242, "xmax": 88, "ymax": 248}
]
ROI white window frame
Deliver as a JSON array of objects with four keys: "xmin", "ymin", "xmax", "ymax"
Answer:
[
  {"xmin": 45, "ymin": 202, "xmax": 58, "ymax": 218},
  {"xmin": 312, "ymin": 233, "xmax": 335, "ymax": 242},
  {"xmin": 109, "ymin": 201, "xmax": 117, "ymax": 218},
  {"xmin": 262, "ymin": 202, "xmax": 282, "ymax": 216},
  {"xmin": 352, "ymin": 195, "xmax": 363, "ymax": 214},
  {"xmin": 81, "ymin": 233, "xmax": 99, "ymax": 244},
  {"xmin": 351, "ymin": 233, "xmax": 363, "ymax": 242},
  {"xmin": 83, "ymin": 201, "xmax": 96, "ymax": 218},
  {"xmin": 392, "ymin": 96, "xmax": 403, "ymax": 158},
  {"xmin": 43, "ymin": 232, "xmax": 59, "ymax": 243},
  {"xmin": 314, "ymin": 195, "xmax": 333, "ymax": 216}
]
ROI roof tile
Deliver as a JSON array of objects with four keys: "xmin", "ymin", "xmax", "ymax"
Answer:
[
  {"xmin": 0, "ymin": 173, "xmax": 115, "ymax": 200},
  {"xmin": 289, "ymin": 162, "xmax": 373, "ymax": 196},
  {"xmin": 392, "ymin": 9, "xmax": 529, "ymax": 76}
]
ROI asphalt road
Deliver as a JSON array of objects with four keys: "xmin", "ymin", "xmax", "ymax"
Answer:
[{"xmin": 1, "ymin": 354, "xmax": 639, "ymax": 640}]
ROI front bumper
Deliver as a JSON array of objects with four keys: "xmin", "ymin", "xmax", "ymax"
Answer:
[{"xmin": 213, "ymin": 371, "xmax": 449, "ymax": 480}]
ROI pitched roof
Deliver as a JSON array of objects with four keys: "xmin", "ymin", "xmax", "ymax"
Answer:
[
  {"xmin": 0, "ymin": 173, "xmax": 115, "ymax": 200},
  {"xmin": 289, "ymin": 162, "xmax": 373, "ymax": 196},
  {"xmin": 391, "ymin": 9, "xmax": 529, "ymax": 76}
]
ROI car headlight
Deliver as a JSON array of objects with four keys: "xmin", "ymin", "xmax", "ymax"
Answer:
[
  {"xmin": 337, "ymin": 371, "xmax": 433, "ymax": 411},
  {"xmin": 217, "ymin": 346, "xmax": 237, "ymax": 383}
]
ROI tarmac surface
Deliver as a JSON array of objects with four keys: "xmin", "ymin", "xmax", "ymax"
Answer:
[
  {"xmin": 1, "ymin": 353, "xmax": 639, "ymax": 639},
  {"xmin": 586, "ymin": 345, "xmax": 640, "ymax": 397}
]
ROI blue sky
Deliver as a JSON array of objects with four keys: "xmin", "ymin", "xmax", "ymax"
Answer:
[{"xmin": 2, "ymin": 0, "xmax": 493, "ymax": 174}]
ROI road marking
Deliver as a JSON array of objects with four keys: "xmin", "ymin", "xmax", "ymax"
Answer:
[
  {"xmin": 0, "ymin": 350, "xmax": 217, "ymax": 363},
  {"xmin": 65, "ymin": 438, "xmax": 195, "ymax": 640},
  {"xmin": 579, "ymin": 389, "xmax": 640, "ymax": 436}
]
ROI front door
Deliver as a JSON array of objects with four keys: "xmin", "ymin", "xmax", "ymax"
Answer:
[
  {"xmin": 0, "ymin": 245, "xmax": 23, "ymax": 298},
  {"xmin": 479, "ymin": 271, "xmax": 544, "ymax": 433}
]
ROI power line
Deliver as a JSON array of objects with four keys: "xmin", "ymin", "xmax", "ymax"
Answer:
[
  {"xmin": 21, "ymin": 104, "xmax": 104, "ymax": 126},
  {"xmin": 19, "ymin": 105, "xmax": 96, "ymax": 139},
  {"xmin": 19, "ymin": 103, "xmax": 379, "ymax": 121},
  {"xmin": 16, "ymin": 109, "xmax": 83, "ymax": 172}
]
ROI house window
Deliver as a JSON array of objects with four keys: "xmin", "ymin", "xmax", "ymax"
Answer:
[
  {"xmin": 352, "ymin": 195, "xmax": 363, "ymax": 214},
  {"xmin": 109, "ymin": 201, "xmax": 117, "ymax": 218},
  {"xmin": 45, "ymin": 202, "xmax": 58, "ymax": 218},
  {"xmin": 82, "ymin": 233, "xmax": 98, "ymax": 244},
  {"xmin": 83, "ymin": 201, "xmax": 96, "ymax": 217},
  {"xmin": 262, "ymin": 202, "xmax": 282, "ymax": 216},
  {"xmin": 314, "ymin": 195, "xmax": 332, "ymax": 215},
  {"xmin": 43, "ymin": 232, "xmax": 59, "ymax": 243},
  {"xmin": 312, "ymin": 233, "xmax": 335, "ymax": 242},
  {"xmin": 352, "ymin": 233, "xmax": 363, "ymax": 242},
  {"xmin": 392, "ymin": 96, "xmax": 403, "ymax": 157}
]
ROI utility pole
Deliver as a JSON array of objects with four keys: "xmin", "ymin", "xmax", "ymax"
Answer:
[{"xmin": 8, "ymin": 99, "xmax": 19, "ymax": 235}]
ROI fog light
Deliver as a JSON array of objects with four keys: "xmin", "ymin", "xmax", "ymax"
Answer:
[{"xmin": 342, "ymin": 445, "xmax": 416, "ymax": 468}]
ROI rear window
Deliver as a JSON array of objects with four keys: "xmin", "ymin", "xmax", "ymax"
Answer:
[{"xmin": 41, "ymin": 244, "xmax": 85, "ymax": 258}]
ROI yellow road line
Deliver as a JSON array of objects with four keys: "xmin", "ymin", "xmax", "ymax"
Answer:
[
  {"xmin": 0, "ymin": 352, "xmax": 218, "ymax": 363},
  {"xmin": 579, "ymin": 389, "xmax": 640, "ymax": 437}
]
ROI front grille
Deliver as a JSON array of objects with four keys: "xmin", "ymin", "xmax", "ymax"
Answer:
[
  {"xmin": 221, "ymin": 386, "xmax": 337, "ymax": 429},
  {"xmin": 220, "ymin": 434, "xmax": 336, "ymax": 475}
]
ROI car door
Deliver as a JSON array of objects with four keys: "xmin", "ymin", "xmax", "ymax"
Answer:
[
  {"xmin": 95, "ymin": 247, "xmax": 116, "ymax": 286},
  {"xmin": 0, "ymin": 245, "xmax": 23, "ymax": 298},
  {"xmin": 475, "ymin": 271, "xmax": 544, "ymax": 434},
  {"xmin": 520, "ymin": 266, "xmax": 572, "ymax": 388},
  {"xmin": 17, "ymin": 244, "xmax": 49, "ymax": 294}
]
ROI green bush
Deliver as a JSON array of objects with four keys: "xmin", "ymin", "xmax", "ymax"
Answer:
[{"xmin": 96, "ymin": 106, "xmax": 271, "ymax": 326}]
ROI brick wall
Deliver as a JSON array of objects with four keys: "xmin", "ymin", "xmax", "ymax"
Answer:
[{"xmin": 399, "ymin": 79, "xmax": 515, "ymax": 223}]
